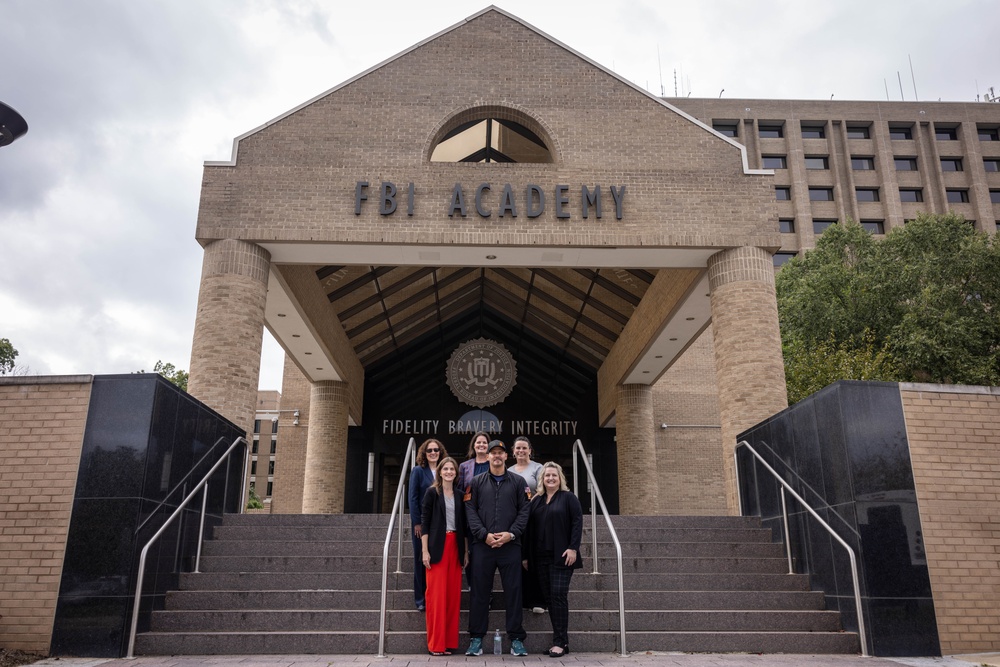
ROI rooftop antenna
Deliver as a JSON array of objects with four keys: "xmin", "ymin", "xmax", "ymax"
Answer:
[
  {"xmin": 884, "ymin": 78, "xmax": 890, "ymax": 101},
  {"xmin": 674, "ymin": 68, "xmax": 678, "ymax": 97},
  {"xmin": 897, "ymin": 71, "xmax": 904, "ymax": 101},
  {"xmin": 909, "ymin": 54, "xmax": 918, "ymax": 101},
  {"xmin": 657, "ymin": 45, "xmax": 664, "ymax": 96},
  {"xmin": 719, "ymin": 88, "xmax": 725, "ymax": 98}
]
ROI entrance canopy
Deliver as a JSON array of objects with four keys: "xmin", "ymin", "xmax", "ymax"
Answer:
[{"xmin": 195, "ymin": 7, "xmax": 779, "ymax": 429}]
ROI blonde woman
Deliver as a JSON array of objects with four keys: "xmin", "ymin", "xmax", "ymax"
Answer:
[{"xmin": 524, "ymin": 462, "xmax": 583, "ymax": 657}]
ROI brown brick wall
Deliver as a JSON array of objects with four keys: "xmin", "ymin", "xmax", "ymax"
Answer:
[
  {"xmin": 301, "ymin": 380, "xmax": 350, "ymax": 513},
  {"xmin": 271, "ymin": 356, "xmax": 311, "ymax": 514},
  {"xmin": 709, "ymin": 247, "xmax": 788, "ymax": 512},
  {"xmin": 901, "ymin": 384, "xmax": 1000, "ymax": 654},
  {"xmin": 188, "ymin": 239, "xmax": 270, "ymax": 434},
  {"xmin": 615, "ymin": 384, "xmax": 657, "ymax": 514},
  {"xmin": 652, "ymin": 330, "xmax": 726, "ymax": 514},
  {"xmin": 196, "ymin": 11, "xmax": 778, "ymax": 252},
  {"xmin": 0, "ymin": 376, "xmax": 91, "ymax": 654}
]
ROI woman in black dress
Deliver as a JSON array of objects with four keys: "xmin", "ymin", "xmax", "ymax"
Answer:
[{"xmin": 524, "ymin": 461, "xmax": 583, "ymax": 657}]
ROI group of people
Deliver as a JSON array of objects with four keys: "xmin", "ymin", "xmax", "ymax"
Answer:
[{"xmin": 407, "ymin": 432, "xmax": 583, "ymax": 657}]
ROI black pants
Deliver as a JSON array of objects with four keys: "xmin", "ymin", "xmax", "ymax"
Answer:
[
  {"xmin": 468, "ymin": 541, "xmax": 526, "ymax": 640},
  {"xmin": 536, "ymin": 552, "xmax": 574, "ymax": 648},
  {"xmin": 411, "ymin": 528, "xmax": 426, "ymax": 607}
]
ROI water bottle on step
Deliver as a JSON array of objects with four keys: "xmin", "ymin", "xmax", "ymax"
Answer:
[{"xmin": 493, "ymin": 629, "xmax": 502, "ymax": 655}]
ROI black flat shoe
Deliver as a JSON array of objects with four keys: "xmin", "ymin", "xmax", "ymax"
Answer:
[{"xmin": 547, "ymin": 647, "xmax": 568, "ymax": 657}]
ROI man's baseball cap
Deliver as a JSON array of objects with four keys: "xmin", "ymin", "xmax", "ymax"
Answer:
[{"xmin": 487, "ymin": 439, "xmax": 507, "ymax": 453}]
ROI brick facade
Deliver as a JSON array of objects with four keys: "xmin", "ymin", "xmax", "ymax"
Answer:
[
  {"xmin": 301, "ymin": 381, "xmax": 351, "ymax": 513},
  {"xmin": 615, "ymin": 384, "xmax": 657, "ymax": 514},
  {"xmin": 900, "ymin": 384, "xmax": 1000, "ymax": 654},
  {"xmin": 0, "ymin": 376, "xmax": 91, "ymax": 654},
  {"xmin": 652, "ymin": 330, "xmax": 726, "ymax": 514},
  {"xmin": 709, "ymin": 247, "xmax": 789, "ymax": 511},
  {"xmin": 188, "ymin": 239, "xmax": 270, "ymax": 434},
  {"xmin": 269, "ymin": 356, "xmax": 312, "ymax": 514}
]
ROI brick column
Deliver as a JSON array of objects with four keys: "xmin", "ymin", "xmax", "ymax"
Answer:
[
  {"xmin": 708, "ymin": 246, "xmax": 788, "ymax": 513},
  {"xmin": 302, "ymin": 380, "xmax": 351, "ymax": 513},
  {"xmin": 271, "ymin": 355, "xmax": 311, "ymax": 514},
  {"xmin": 616, "ymin": 384, "xmax": 658, "ymax": 515},
  {"xmin": 188, "ymin": 239, "xmax": 270, "ymax": 433}
]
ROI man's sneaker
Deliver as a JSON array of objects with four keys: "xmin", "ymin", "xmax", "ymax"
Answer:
[
  {"xmin": 465, "ymin": 638, "xmax": 483, "ymax": 656},
  {"xmin": 510, "ymin": 639, "xmax": 527, "ymax": 656}
]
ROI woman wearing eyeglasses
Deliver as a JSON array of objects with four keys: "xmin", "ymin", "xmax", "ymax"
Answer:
[{"xmin": 409, "ymin": 438, "xmax": 447, "ymax": 611}]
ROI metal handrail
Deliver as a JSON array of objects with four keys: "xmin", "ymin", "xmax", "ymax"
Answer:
[
  {"xmin": 571, "ymin": 439, "xmax": 627, "ymax": 657},
  {"xmin": 377, "ymin": 437, "xmax": 417, "ymax": 658},
  {"xmin": 734, "ymin": 440, "xmax": 869, "ymax": 657},
  {"xmin": 133, "ymin": 436, "xmax": 233, "ymax": 536},
  {"xmin": 125, "ymin": 436, "xmax": 248, "ymax": 659}
]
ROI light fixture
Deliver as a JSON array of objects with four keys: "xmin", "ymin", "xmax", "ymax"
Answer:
[
  {"xmin": 293, "ymin": 410, "xmax": 300, "ymax": 426},
  {"xmin": 367, "ymin": 453, "xmax": 375, "ymax": 492},
  {"xmin": 277, "ymin": 313, "xmax": 287, "ymax": 317},
  {"xmin": 486, "ymin": 255, "xmax": 497, "ymax": 260},
  {"xmin": 0, "ymin": 102, "xmax": 28, "ymax": 147}
]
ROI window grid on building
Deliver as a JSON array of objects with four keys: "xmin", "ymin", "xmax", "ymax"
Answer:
[{"xmin": 851, "ymin": 156, "xmax": 875, "ymax": 170}]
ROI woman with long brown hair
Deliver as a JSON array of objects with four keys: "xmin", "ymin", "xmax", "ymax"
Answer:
[
  {"xmin": 408, "ymin": 438, "xmax": 446, "ymax": 611},
  {"xmin": 421, "ymin": 456, "xmax": 467, "ymax": 655}
]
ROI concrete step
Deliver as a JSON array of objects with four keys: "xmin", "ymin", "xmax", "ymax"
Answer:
[
  {"xmin": 136, "ymin": 514, "xmax": 858, "ymax": 657},
  {"xmin": 202, "ymin": 538, "xmax": 785, "ymax": 559},
  {"xmin": 135, "ymin": 628, "xmax": 859, "ymax": 656},
  {"xmin": 149, "ymin": 608, "xmax": 843, "ymax": 633},
  {"xmin": 179, "ymin": 570, "xmax": 812, "ymax": 592},
  {"xmin": 164, "ymin": 588, "xmax": 826, "ymax": 611},
  {"xmin": 218, "ymin": 513, "xmax": 766, "ymax": 529},
  {"xmin": 211, "ymin": 525, "xmax": 773, "ymax": 544},
  {"xmin": 196, "ymin": 554, "xmax": 790, "ymax": 575}
]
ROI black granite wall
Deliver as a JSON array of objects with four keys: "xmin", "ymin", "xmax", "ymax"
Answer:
[
  {"xmin": 50, "ymin": 374, "xmax": 245, "ymax": 657},
  {"xmin": 737, "ymin": 380, "xmax": 938, "ymax": 656}
]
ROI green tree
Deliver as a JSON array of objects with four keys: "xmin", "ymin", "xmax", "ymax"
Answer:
[
  {"xmin": 0, "ymin": 338, "xmax": 18, "ymax": 375},
  {"xmin": 776, "ymin": 214, "xmax": 1000, "ymax": 403},
  {"xmin": 138, "ymin": 360, "xmax": 189, "ymax": 392}
]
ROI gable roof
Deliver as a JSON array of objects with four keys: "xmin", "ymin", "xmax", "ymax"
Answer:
[{"xmin": 206, "ymin": 6, "xmax": 761, "ymax": 174}]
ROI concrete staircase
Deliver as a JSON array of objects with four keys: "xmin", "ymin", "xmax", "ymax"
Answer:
[{"xmin": 134, "ymin": 513, "xmax": 859, "ymax": 655}]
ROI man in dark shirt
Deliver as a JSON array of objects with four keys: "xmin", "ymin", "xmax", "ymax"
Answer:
[{"xmin": 464, "ymin": 440, "xmax": 531, "ymax": 656}]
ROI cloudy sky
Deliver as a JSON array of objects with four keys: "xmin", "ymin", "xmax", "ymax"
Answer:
[{"xmin": 2, "ymin": 0, "xmax": 998, "ymax": 390}]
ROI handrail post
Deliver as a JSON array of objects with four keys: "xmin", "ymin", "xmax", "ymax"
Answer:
[
  {"xmin": 194, "ymin": 482, "xmax": 210, "ymax": 574},
  {"xmin": 378, "ymin": 437, "xmax": 416, "ymax": 658},
  {"xmin": 590, "ymin": 476, "xmax": 598, "ymax": 575},
  {"xmin": 572, "ymin": 439, "xmax": 626, "ymax": 656},
  {"xmin": 735, "ymin": 440, "xmax": 869, "ymax": 657},
  {"xmin": 780, "ymin": 487, "xmax": 793, "ymax": 575}
]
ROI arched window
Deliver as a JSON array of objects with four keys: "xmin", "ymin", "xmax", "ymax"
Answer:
[{"xmin": 431, "ymin": 117, "xmax": 552, "ymax": 163}]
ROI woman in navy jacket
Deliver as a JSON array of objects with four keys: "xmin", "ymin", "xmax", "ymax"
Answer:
[
  {"xmin": 408, "ymin": 438, "xmax": 446, "ymax": 611},
  {"xmin": 524, "ymin": 461, "xmax": 583, "ymax": 657},
  {"xmin": 421, "ymin": 457, "xmax": 468, "ymax": 655}
]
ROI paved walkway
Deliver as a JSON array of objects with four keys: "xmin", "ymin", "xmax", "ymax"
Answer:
[{"xmin": 30, "ymin": 653, "xmax": 1000, "ymax": 667}]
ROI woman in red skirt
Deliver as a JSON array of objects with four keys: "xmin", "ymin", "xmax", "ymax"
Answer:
[{"xmin": 420, "ymin": 456, "xmax": 468, "ymax": 656}]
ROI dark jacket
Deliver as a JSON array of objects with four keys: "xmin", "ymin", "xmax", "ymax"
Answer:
[
  {"xmin": 525, "ymin": 489, "xmax": 584, "ymax": 570},
  {"xmin": 420, "ymin": 485, "xmax": 467, "ymax": 565},
  {"xmin": 409, "ymin": 465, "xmax": 435, "ymax": 527},
  {"xmin": 465, "ymin": 468, "xmax": 531, "ymax": 543}
]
